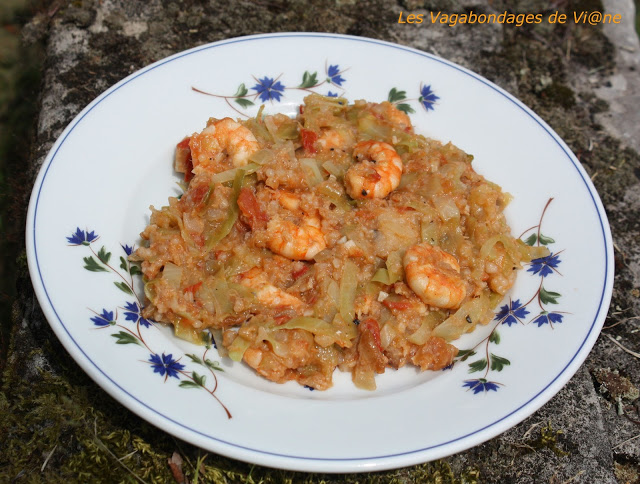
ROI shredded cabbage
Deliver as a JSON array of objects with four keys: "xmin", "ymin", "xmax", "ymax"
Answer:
[
  {"xmin": 278, "ymin": 316, "xmax": 352, "ymax": 348},
  {"xmin": 162, "ymin": 262, "xmax": 183, "ymax": 286},
  {"xmin": 371, "ymin": 268, "xmax": 391, "ymax": 285},
  {"xmin": 300, "ymin": 158, "xmax": 324, "ymax": 186},
  {"xmin": 386, "ymin": 251, "xmax": 404, "ymax": 284},
  {"xmin": 228, "ymin": 334, "xmax": 251, "ymax": 362},
  {"xmin": 339, "ymin": 260, "xmax": 358, "ymax": 324},
  {"xmin": 211, "ymin": 163, "xmax": 259, "ymax": 184},
  {"xmin": 205, "ymin": 169, "xmax": 245, "ymax": 250}
]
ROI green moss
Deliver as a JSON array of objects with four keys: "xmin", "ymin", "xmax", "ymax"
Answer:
[
  {"xmin": 525, "ymin": 422, "xmax": 569, "ymax": 457},
  {"xmin": 1, "ymin": 365, "xmax": 482, "ymax": 484},
  {"xmin": 593, "ymin": 368, "xmax": 640, "ymax": 402},
  {"xmin": 1, "ymin": 363, "xmax": 173, "ymax": 482},
  {"xmin": 540, "ymin": 83, "xmax": 576, "ymax": 109},
  {"xmin": 592, "ymin": 367, "xmax": 640, "ymax": 415},
  {"xmin": 1, "ymin": 366, "xmax": 481, "ymax": 483},
  {"xmin": 614, "ymin": 459, "xmax": 639, "ymax": 484}
]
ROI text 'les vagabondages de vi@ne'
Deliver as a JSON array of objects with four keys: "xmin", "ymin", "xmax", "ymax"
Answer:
[{"xmin": 398, "ymin": 10, "xmax": 622, "ymax": 27}]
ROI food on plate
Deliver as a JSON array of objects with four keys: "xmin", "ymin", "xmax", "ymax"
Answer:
[{"xmin": 132, "ymin": 94, "xmax": 547, "ymax": 390}]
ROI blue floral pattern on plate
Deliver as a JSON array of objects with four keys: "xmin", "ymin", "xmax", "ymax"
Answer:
[
  {"xmin": 387, "ymin": 84, "xmax": 440, "ymax": 114},
  {"xmin": 191, "ymin": 62, "xmax": 439, "ymax": 116},
  {"xmin": 252, "ymin": 76, "xmax": 286, "ymax": 102}
]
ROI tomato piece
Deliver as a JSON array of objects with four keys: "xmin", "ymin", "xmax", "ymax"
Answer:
[
  {"xmin": 382, "ymin": 298, "xmax": 413, "ymax": 311},
  {"xmin": 273, "ymin": 314, "xmax": 289, "ymax": 325},
  {"xmin": 300, "ymin": 128, "xmax": 317, "ymax": 154},
  {"xmin": 175, "ymin": 137, "xmax": 193, "ymax": 182},
  {"xmin": 179, "ymin": 183, "xmax": 209, "ymax": 212},
  {"xmin": 184, "ymin": 158, "xmax": 194, "ymax": 182},
  {"xmin": 291, "ymin": 265, "xmax": 309, "ymax": 280},
  {"xmin": 237, "ymin": 187, "xmax": 268, "ymax": 229},
  {"xmin": 191, "ymin": 233, "xmax": 204, "ymax": 248},
  {"xmin": 183, "ymin": 281, "xmax": 202, "ymax": 294},
  {"xmin": 360, "ymin": 318, "xmax": 382, "ymax": 352}
]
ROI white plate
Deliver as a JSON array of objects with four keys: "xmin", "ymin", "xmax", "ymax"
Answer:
[{"xmin": 26, "ymin": 33, "xmax": 614, "ymax": 473}]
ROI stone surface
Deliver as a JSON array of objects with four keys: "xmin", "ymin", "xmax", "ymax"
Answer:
[{"xmin": 3, "ymin": 0, "xmax": 640, "ymax": 482}]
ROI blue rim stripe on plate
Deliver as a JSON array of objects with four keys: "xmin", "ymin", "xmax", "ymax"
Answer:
[{"xmin": 29, "ymin": 33, "xmax": 612, "ymax": 465}]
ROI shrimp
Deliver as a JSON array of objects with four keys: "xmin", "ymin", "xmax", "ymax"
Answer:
[
  {"xmin": 403, "ymin": 243, "xmax": 467, "ymax": 309},
  {"xmin": 266, "ymin": 191, "xmax": 327, "ymax": 261},
  {"xmin": 267, "ymin": 217, "xmax": 326, "ymax": 261},
  {"xmin": 238, "ymin": 267, "xmax": 303, "ymax": 308},
  {"xmin": 273, "ymin": 190, "xmax": 301, "ymax": 211},
  {"xmin": 188, "ymin": 117, "xmax": 259, "ymax": 175},
  {"xmin": 344, "ymin": 141, "xmax": 403, "ymax": 199}
]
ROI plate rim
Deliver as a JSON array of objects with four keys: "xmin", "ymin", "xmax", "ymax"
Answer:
[{"xmin": 25, "ymin": 32, "xmax": 614, "ymax": 472}]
